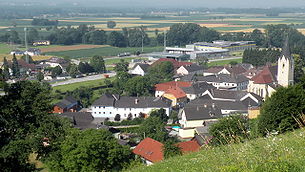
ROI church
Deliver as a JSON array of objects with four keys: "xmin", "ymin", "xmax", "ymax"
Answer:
[{"xmin": 247, "ymin": 38, "xmax": 294, "ymax": 99}]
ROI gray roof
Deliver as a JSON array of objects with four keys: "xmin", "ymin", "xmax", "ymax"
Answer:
[
  {"xmin": 181, "ymin": 64, "xmax": 204, "ymax": 72},
  {"xmin": 195, "ymin": 74, "xmax": 249, "ymax": 83},
  {"xmin": 92, "ymin": 94, "xmax": 171, "ymax": 108},
  {"xmin": 189, "ymin": 98, "xmax": 249, "ymax": 111},
  {"xmin": 183, "ymin": 105, "xmax": 222, "ymax": 121},
  {"xmin": 55, "ymin": 96, "xmax": 78, "ymax": 109},
  {"xmin": 182, "ymin": 82, "xmax": 215, "ymax": 95},
  {"xmin": 205, "ymin": 89, "xmax": 249, "ymax": 100},
  {"xmin": 179, "ymin": 73, "xmax": 196, "ymax": 82},
  {"xmin": 133, "ymin": 63, "xmax": 150, "ymax": 73},
  {"xmin": 92, "ymin": 94, "xmax": 116, "ymax": 106},
  {"xmin": 115, "ymin": 96, "xmax": 171, "ymax": 108},
  {"xmin": 281, "ymin": 36, "xmax": 292, "ymax": 61}
]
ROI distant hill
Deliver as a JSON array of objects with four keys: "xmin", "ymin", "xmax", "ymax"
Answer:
[{"xmin": 129, "ymin": 129, "xmax": 305, "ymax": 172}]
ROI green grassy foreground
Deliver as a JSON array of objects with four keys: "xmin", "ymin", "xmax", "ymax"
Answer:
[{"xmin": 129, "ymin": 129, "xmax": 305, "ymax": 172}]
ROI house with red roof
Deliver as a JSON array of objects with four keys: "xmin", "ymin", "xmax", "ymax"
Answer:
[
  {"xmin": 132, "ymin": 137, "xmax": 164, "ymax": 165},
  {"xmin": 155, "ymin": 81, "xmax": 192, "ymax": 97},
  {"xmin": 177, "ymin": 140, "xmax": 201, "ymax": 154},
  {"xmin": 163, "ymin": 86, "xmax": 188, "ymax": 107}
]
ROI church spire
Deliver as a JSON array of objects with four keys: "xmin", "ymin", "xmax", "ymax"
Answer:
[{"xmin": 281, "ymin": 35, "xmax": 291, "ymax": 60}]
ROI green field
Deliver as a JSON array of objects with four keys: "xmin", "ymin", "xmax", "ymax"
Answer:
[
  {"xmin": 129, "ymin": 128, "xmax": 305, "ymax": 172},
  {"xmin": 208, "ymin": 58, "xmax": 243, "ymax": 67},
  {"xmin": 45, "ymin": 46, "xmax": 163, "ymax": 58},
  {"xmin": 52, "ymin": 77, "xmax": 114, "ymax": 92}
]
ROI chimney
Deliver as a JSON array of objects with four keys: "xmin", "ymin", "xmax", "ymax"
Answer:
[
  {"xmin": 204, "ymin": 104, "xmax": 207, "ymax": 108},
  {"xmin": 212, "ymin": 103, "xmax": 215, "ymax": 108}
]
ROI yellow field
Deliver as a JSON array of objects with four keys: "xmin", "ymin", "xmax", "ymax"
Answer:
[
  {"xmin": 297, "ymin": 29, "xmax": 305, "ymax": 34},
  {"xmin": 222, "ymin": 28, "xmax": 265, "ymax": 33},
  {"xmin": 199, "ymin": 24, "xmax": 252, "ymax": 28},
  {"xmin": 0, "ymin": 54, "xmax": 52, "ymax": 62},
  {"xmin": 93, "ymin": 23, "xmax": 156, "ymax": 29}
]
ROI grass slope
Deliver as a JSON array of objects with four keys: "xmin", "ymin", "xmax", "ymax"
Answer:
[{"xmin": 129, "ymin": 129, "xmax": 305, "ymax": 172}]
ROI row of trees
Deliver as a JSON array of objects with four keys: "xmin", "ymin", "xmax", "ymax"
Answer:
[{"xmin": 242, "ymin": 48, "xmax": 281, "ymax": 67}]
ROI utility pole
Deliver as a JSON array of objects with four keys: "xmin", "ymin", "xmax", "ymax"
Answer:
[
  {"xmin": 163, "ymin": 30, "xmax": 167, "ymax": 52},
  {"xmin": 24, "ymin": 27, "xmax": 29, "ymax": 63}
]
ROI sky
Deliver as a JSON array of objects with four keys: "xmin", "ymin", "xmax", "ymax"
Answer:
[{"xmin": 4, "ymin": 0, "xmax": 305, "ymax": 8}]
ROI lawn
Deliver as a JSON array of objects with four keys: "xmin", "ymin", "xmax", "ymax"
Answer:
[
  {"xmin": 45, "ymin": 46, "xmax": 163, "ymax": 58},
  {"xmin": 129, "ymin": 128, "xmax": 305, "ymax": 172},
  {"xmin": 52, "ymin": 77, "xmax": 114, "ymax": 92},
  {"xmin": 208, "ymin": 58, "xmax": 243, "ymax": 67},
  {"xmin": 105, "ymin": 57, "xmax": 148, "ymax": 65}
]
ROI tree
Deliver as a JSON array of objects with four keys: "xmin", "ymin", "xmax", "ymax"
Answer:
[
  {"xmin": 169, "ymin": 111, "xmax": 179, "ymax": 124},
  {"xmin": 127, "ymin": 28, "xmax": 150, "ymax": 47},
  {"xmin": 257, "ymin": 85, "xmax": 305, "ymax": 136},
  {"xmin": 147, "ymin": 61, "xmax": 174, "ymax": 84},
  {"xmin": 114, "ymin": 114, "xmax": 121, "ymax": 121},
  {"xmin": 21, "ymin": 54, "xmax": 34, "ymax": 64},
  {"xmin": 163, "ymin": 141, "xmax": 182, "ymax": 159},
  {"xmin": 107, "ymin": 31, "xmax": 127, "ymax": 47},
  {"xmin": 138, "ymin": 116, "xmax": 168, "ymax": 142},
  {"xmin": 45, "ymin": 129, "xmax": 132, "ymax": 172},
  {"xmin": 78, "ymin": 62, "xmax": 94, "ymax": 74},
  {"xmin": 51, "ymin": 66, "xmax": 62, "ymax": 78},
  {"xmin": 27, "ymin": 28, "xmax": 39, "ymax": 44},
  {"xmin": 36, "ymin": 71, "xmax": 44, "ymax": 81},
  {"xmin": 0, "ymin": 81, "xmax": 53, "ymax": 170},
  {"xmin": 209, "ymin": 115, "xmax": 249, "ymax": 145},
  {"xmin": 150, "ymin": 108, "xmax": 168, "ymax": 123},
  {"xmin": 87, "ymin": 30, "xmax": 107, "ymax": 45},
  {"xmin": 67, "ymin": 64, "xmax": 79, "ymax": 78},
  {"xmin": 250, "ymin": 29, "xmax": 266, "ymax": 46},
  {"xmin": 124, "ymin": 76, "xmax": 152, "ymax": 96},
  {"xmin": 293, "ymin": 54, "xmax": 305, "ymax": 83},
  {"xmin": 9, "ymin": 30, "xmax": 21, "ymax": 44},
  {"xmin": 2, "ymin": 57, "xmax": 10, "ymax": 80},
  {"xmin": 107, "ymin": 21, "xmax": 117, "ymax": 29},
  {"xmin": 11, "ymin": 54, "xmax": 20, "ymax": 78},
  {"xmin": 68, "ymin": 86, "xmax": 93, "ymax": 108},
  {"xmin": 114, "ymin": 59, "xmax": 129, "ymax": 73},
  {"xmin": 113, "ymin": 72, "xmax": 132, "ymax": 92},
  {"xmin": 90, "ymin": 55, "xmax": 106, "ymax": 73}
]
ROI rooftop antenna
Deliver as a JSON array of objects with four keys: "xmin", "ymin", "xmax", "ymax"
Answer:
[{"xmin": 24, "ymin": 27, "xmax": 29, "ymax": 63}]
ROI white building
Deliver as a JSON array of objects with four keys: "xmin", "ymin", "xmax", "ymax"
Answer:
[
  {"xmin": 91, "ymin": 94, "xmax": 171, "ymax": 120},
  {"xmin": 176, "ymin": 64, "xmax": 204, "ymax": 76},
  {"xmin": 129, "ymin": 63, "xmax": 150, "ymax": 76},
  {"xmin": 247, "ymin": 37, "xmax": 294, "ymax": 99}
]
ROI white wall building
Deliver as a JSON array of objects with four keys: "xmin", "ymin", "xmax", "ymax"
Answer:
[{"xmin": 91, "ymin": 94, "xmax": 171, "ymax": 120}]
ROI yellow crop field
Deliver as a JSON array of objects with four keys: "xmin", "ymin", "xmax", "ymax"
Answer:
[
  {"xmin": 0, "ymin": 54, "xmax": 52, "ymax": 62},
  {"xmin": 221, "ymin": 28, "xmax": 265, "ymax": 33},
  {"xmin": 199, "ymin": 24, "xmax": 252, "ymax": 28},
  {"xmin": 93, "ymin": 23, "xmax": 156, "ymax": 29}
]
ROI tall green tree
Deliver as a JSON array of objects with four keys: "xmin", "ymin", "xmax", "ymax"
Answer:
[
  {"xmin": 36, "ymin": 71, "xmax": 44, "ymax": 81},
  {"xmin": 147, "ymin": 61, "xmax": 174, "ymax": 84},
  {"xmin": 27, "ymin": 28, "xmax": 39, "ymax": 44},
  {"xmin": 257, "ymin": 85, "xmax": 305, "ymax": 135},
  {"xmin": 163, "ymin": 141, "xmax": 182, "ymax": 159},
  {"xmin": 107, "ymin": 31, "xmax": 127, "ymax": 47},
  {"xmin": 2, "ymin": 57, "xmax": 10, "ymax": 80},
  {"xmin": 90, "ymin": 55, "xmax": 106, "ymax": 73},
  {"xmin": 114, "ymin": 59, "xmax": 129, "ymax": 73},
  {"xmin": 138, "ymin": 116, "xmax": 168, "ymax": 142},
  {"xmin": 11, "ymin": 54, "xmax": 20, "ymax": 78},
  {"xmin": 51, "ymin": 66, "xmax": 62, "ymax": 77},
  {"xmin": 124, "ymin": 76, "xmax": 152, "ymax": 96},
  {"xmin": 150, "ymin": 108, "xmax": 169, "ymax": 123},
  {"xmin": 45, "ymin": 129, "xmax": 132, "ymax": 172}
]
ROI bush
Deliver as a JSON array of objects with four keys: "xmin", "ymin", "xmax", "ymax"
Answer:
[
  {"xmin": 209, "ymin": 114, "xmax": 249, "ymax": 145},
  {"xmin": 114, "ymin": 114, "xmax": 121, "ymax": 121},
  {"xmin": 257, "ymin": 85, "xmax": 305, "ymax": 136},
  {"xmin": 105, "ymin": 117, "xmax": 144, "ymax": 126}
]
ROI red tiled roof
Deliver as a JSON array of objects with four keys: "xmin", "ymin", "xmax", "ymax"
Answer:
[
  {"xmin": 8, "ymin": 59, "xmax": 36, "ymax": 70},
  {"xmin": 164, "ymin": 86, "xmax": 187, "ymax": 99},
  {"xmin": 155, "ymin": 81, "xmax": 192, "ymax": 91},
  {"xmin": 132, "ymin": 138, "xmax": 164, "ymax": 163},
  {"xmin": 251, "ymin": 65, "xmax": 277, "ymax": 84},
  {"xmin": 204, "ymin": 66, "xmax": 224, "ymax": 73},
  {"xmin": 177, "ymin": 140, "xmax": 201, "ymax": 154},
  {"xmin": 152, "ymin": 58, "xmax": 193, "ymax": 69}
]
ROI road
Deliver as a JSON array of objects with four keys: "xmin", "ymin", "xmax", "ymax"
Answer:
[{"xmin": 51, "ymin": 72, "xmax": 116, "ymax": 87}]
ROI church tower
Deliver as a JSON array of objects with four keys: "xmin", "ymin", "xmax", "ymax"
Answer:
[{"xmin": 277, "ymin": 36, "xmax": 294, "ymax": 87}]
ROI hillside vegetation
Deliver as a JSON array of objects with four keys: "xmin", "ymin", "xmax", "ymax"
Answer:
[{"xmin": 129, "ymin": 129, "xmax": 305, "ymax": 172}]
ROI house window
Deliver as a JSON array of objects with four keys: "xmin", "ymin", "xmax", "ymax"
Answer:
[
  {"xmin": 103, "ymin": 106, "xmax": 105, "ymax": 109},
  {"xmin": 103, "ymin": 112, "xmax": 105, "ymax": 114},
  {"xmin": 134, "ymin": 114, "xmax": 137, "ymax": 117},
  {"xmin": 110, "ymin": 112, "xmax": 112, "ymax": 114},
  {"xmin": 99, "ymin": 112, "xmax": 101, "ymax": 114}
]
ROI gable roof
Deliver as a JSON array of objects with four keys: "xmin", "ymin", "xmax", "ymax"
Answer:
[
  {"xmin": 181, "ymin": 64, "xmax": 204, "ymax": 72},
  {"xmin": 182, "ymin": 82, "xmax": 215, "ymax": 95},
  {"xmin": 204, "ymin": 66, "xmax": 224, "ymax": 74},
  {"xmin": 281, "ymin": 36, "xmax": 293, "ymax": 61},
  {"xmin": 8, "ymin": 59, "xmax": 36, "ymax": 70},
  {"xmin": 177, "ymin": 140, "xmax": 201, "ymax": 154},
  {"xmin": 204, "ymin": 89, "xmax": 250, "ymax": 101},
  {"xmin": 224, "ymin": 65, "xmax": 247, "ymax": 75},
  {"xmin": 155, "ymin": 81, "xmax": 192, "ymax": 91},
  {"xmin": 92, "ymin": 94, "xmax": 171, "ymax": 108},
  {"xmin": 55, "ymin": 96, "xmax": 78, "ymax": 109},
  {"xmin": 132, "ymin": 63, "xmax": 150, "ymax": 72},
  {"xmin": 164, "ymin": 86, "xmax": 187, "ymax": 99},
  {"xmin": 195, "ymin": 74, "xmax": 249, "ymax": 84},
  {"xmin": 189, "ymin": 98, "xmax": 249, "ymax": 112},
  {"xmin": 251, "ymin": 65, "xmax": 277, "ymax": 84},
  {"xmin": 133, "ymin": 137, "xmax": 164, "ymax": 163},
  {"xmin": 183, "ymin": 105, "xmax": 222, "ymax": 121},
  {"xmin": 152, "ymin": 58, "xmax": 193, "ymax": 69}
]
